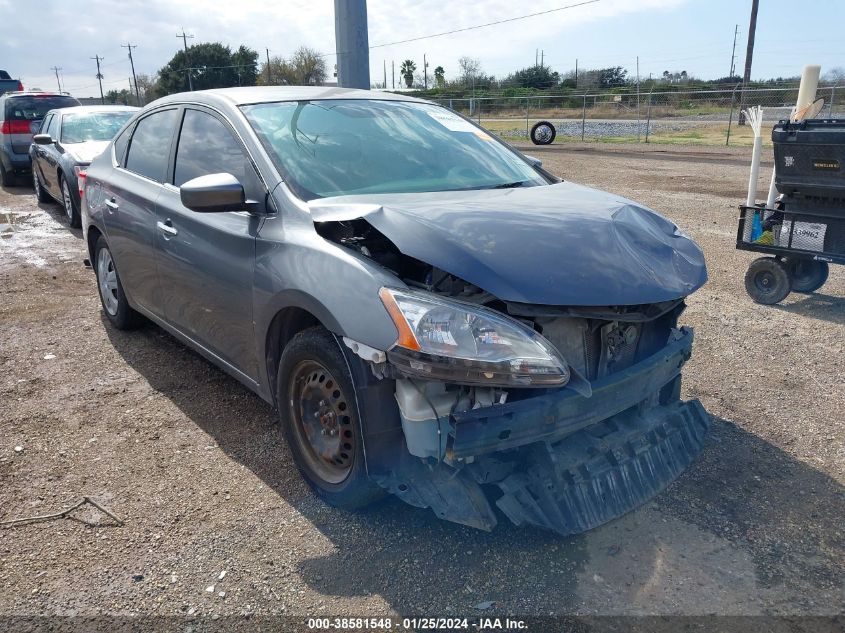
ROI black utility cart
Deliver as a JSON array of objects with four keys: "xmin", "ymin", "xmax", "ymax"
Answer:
[{"xmin": 738, "ymin": 118, "xmax": 845, "ymax": 304}]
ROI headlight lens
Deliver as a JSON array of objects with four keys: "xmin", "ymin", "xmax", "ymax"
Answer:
[{"xmin": 379, "ymin": 287, "xmax": 569, "ymax": 387}]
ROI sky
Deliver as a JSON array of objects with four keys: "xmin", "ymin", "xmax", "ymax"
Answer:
[{"xmin": 1, "ymin": 0, "xmax": 843, "ymax": 97}]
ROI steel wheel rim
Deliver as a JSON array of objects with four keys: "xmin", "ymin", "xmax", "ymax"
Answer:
[
  {"xmin": 754, "ymin": 270, "xmax": 776, "ymax": 294},
  {"xmin": 62, "ymin": 180, "xmax": 73, "ymax": 221},
  {"xmin": 97, "ymin": 247, "xmax": 119, "ymax": 316},
  {"xmin": 288, "ymin": 360, "xmax": 355, "ymax": 484},
  {"xmin": 534, "ymin": 124, "xmax": 553, "ymax": 142}
]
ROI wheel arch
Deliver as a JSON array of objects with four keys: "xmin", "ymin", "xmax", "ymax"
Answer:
[
  {"xmin": 86, "ymin": 224, "xmax": 103, "ymax": 262},
  {"xmin": 263, "ymin": 293, "xmax": 346, "ymax": 408}
]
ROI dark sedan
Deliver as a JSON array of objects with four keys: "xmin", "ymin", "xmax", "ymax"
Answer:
[
  {"xmin": 30, "ymin": 105, "xmax": 137, "ymax": 226},
  {"xmin": 82, "ymin": 87, "xmax": 709, "ymax": 535}
]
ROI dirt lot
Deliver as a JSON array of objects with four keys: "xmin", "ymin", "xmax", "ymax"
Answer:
[{"xmin": 1, "ymin": 144, "xmax": 843, "ymax": 623}]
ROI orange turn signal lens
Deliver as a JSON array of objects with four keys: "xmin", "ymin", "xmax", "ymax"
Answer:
[{"xmin": 379, "ymin": 287, "xmax": 421, "ymax": 352}]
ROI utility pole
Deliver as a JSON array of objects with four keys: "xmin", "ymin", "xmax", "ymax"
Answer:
[
  {"xmin": 575, "ymin": 58, "xmax": 578, "ymax": 88},
  {"xmin": 739, "ymin": 0, "xmax": 759, "ymax": 125},
  {"xmin": 383, "ymin": 60, "xmax": 387, "ymax": 89},
  {"xmin": 391, "ymin": 60, "xmax": 395, "ymax": 89},
  {"xmin": 122, "ymin": 43, "xmax": 141, "ymax": 105},
  {"xmin": 333, "ymin": 0, "xmax": 370, "ymax": 89},
  {"xmin": 177, "ymin": 29, "xmax": 195, "ymax": 91},
  {"xmin": 423, "ymin": 54, "xmax": 428, "ymax": 90},
  {"xmin": 92, "ymin": 55, "xmax": 105, "ymax": 104},
  {"xmin": 729, "ymin": 23, "xmax": 739, "ymax": 78},
  {"xmin": 535, "ymin": 49, "xmax": 538, "ymax": 67},
  {"xmin": 541, "ymin": 50, "xmax": 544, "ymax": 69},
  {"xmin": 51, "ymin": 66, "xmax": 62, "ymax": 93},
  {"xmin": 266, "ymin": 48, "xmax": 272, "ymax": 84}
]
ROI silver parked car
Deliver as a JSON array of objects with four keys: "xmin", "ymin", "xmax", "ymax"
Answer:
[
  {"xmin": 82, "ymin": 87, "xmax": 709, "ymax": 535},
  {"xmin": 31, "ymin": 105, "xmax": 138, "ymax": 226}
]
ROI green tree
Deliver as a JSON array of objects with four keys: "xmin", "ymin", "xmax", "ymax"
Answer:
[
  {"xmin": 400, "ymin": 60, "xmax": 416, "ymax": 88},
  {"xmin": 257, "ymin": 46, "xmax": 327, "ymax": 86},
  {"xmin": 434, "ymin": 65, "xmax": 445, "ymax": 88},
  {"xmin": 105, "ymin": 89, "xmax": 131, "ymax": 105},
  {"xmin": 156, "ymin": 42, "xmax": 259, "ymax": 96},
  {"xmin": 505, "ymin": 65, "xmax": 560, "ymax": 89}
]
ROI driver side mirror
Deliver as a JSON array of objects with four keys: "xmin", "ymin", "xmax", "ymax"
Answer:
[
  {"xmin": 180, "ymin": 173, "xmax": 248, "ymax": 213},
  {"xmin": 33, "ymin": 134, "xmax": 54, "ymax": 145}
]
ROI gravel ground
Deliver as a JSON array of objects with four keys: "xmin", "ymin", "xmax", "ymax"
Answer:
[{"xmin": 1, "ymin": 145, "xmax": 843, "ymax": 623}]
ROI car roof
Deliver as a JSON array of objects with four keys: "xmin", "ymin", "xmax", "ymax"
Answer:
[
  {"xmin": 152, "ymin": 86, "xmax": 429, "ymax": 107},
  {"xmin": 1, "ymin": 91, "xmax": 76, "ymax": 99},
  {"xmin": 46, "ymin": 105, "xmax": 139, "ymax": 116}
]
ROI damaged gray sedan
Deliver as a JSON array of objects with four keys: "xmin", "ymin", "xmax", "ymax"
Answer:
[{"xmin": 82, "ymin": 87, "xmax": 709, "ymax": 535}]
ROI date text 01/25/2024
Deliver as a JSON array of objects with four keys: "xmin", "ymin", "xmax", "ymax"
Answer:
[{"xmin": 306, "ymin": 617, "xmax": 528, "ymax": 630}]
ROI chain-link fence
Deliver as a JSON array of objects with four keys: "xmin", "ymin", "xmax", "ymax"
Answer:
[{"xmin": 430, "ymin": 86, "xmax": 843, "ymax": 147}]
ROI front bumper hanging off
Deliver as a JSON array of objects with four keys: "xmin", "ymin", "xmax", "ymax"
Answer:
[{"xmin": 379, "ymin": 328, "xmax": 711, "ymax": 535}]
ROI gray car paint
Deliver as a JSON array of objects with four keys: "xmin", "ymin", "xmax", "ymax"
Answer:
[{"xmin": 83, "ymin": 86, "xmax": 703, "ymax": 407}]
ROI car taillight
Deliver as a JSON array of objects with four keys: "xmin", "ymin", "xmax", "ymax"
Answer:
[
  {"xmin": 16, "ymin": 81, "xmax": 23, "ymax": 91},
  {"xmin": 0, "ymin": 120, "xmax": 32, "ymax": 134},
  {"xmin": 75, "ymin": 167, "xmax": 88, "ymax": 197}
]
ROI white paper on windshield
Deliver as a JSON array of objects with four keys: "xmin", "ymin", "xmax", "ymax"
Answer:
[{"xmin": 427, "ymin": 109, "xmax": 484, "ymax": 134}]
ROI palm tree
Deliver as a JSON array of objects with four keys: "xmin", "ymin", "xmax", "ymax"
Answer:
[
  {"xmin": 400, "ymin": 60, "xmax": 416, "ymax": 88},
  {"xmin": 434, "ymin": 65, "xmax": 445, "ymax": 88}
]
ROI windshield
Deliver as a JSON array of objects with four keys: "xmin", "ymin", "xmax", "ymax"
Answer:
[
  {"xmin": 60, "ymin": 111, "xmax": 134, "ymax": 144},
  {"xmin": 240, "ymin": 99, "xmax": 546, "ymax": 200}
]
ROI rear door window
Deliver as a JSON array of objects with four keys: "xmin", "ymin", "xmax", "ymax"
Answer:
[
  {"xmin": 124, "ymin": 109, "xmax": 179, "ymax": 182},
  {"xmin": 46, "ymin": 114, "xmax": 60, "ymax": 139},
  {"xmin": 113, "ymin": 124, "xmax": 133, "ymax": 166}
]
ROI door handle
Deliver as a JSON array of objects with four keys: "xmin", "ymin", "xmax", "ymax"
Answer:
[
  {"xmin": 157, "ymin": 219, "xmax": 178, "ymax": 236},
  {"xmin": 104, "ymin": 198, "xmax": 118, "ymax": 213}
]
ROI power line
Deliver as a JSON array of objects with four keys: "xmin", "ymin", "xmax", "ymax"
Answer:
[{"xmin": 326, "ymin": 0, "xmax": 601, "ymax": 57}]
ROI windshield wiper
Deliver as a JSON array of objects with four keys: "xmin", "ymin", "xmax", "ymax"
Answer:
[{"xmin": 490, "ymin": 180, "xmax": 527, "ymax": 189}]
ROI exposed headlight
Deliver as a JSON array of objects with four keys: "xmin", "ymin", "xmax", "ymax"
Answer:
[{"xmin": 379, "ymin": 287, "xmax": 569, "ymax": 388}]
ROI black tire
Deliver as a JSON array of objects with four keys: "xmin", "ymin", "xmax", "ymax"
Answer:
[
  {"xmin": 93, "ymin": 235, "xmax": 143, "ymax": 329},
  {"xmin": 785, "ymin": 258, "xmax": 829, "ymax": 294},
  {"xmin": 61, "ymin": 175, "xmax": 81, "ymax": 228},
  {"xmin": 277, "ymin": 326, "xmax": 385, "ymax": 510},
  {"xmin": 32, "ymin": 168, "xmax": 51, "ymax": 203},
  {"xmin": 530, "ymin": 120, "xmax": 556, "ymax": 145},
  {"xmin": 744, "ymin": 257, "xmax": 791, "ymax": 304},
  {"xmin": 0, "ymin": 162, "xmax": 17, "ymax": 187}
]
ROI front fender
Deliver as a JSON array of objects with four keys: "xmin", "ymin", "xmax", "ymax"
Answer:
[{"xmin": 254, "ymin": 216, "xmax": 403, "ymax": 396}]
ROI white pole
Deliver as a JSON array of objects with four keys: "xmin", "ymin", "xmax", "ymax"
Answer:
[
  {"xmin": 745, "ymin": 106, "xmax": 764, "ymax": 208},
  {"xmin": 767, "ymin": 64, "xmax": 821, "ymax": 207}
]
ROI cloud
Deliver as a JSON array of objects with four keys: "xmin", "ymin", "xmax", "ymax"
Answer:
[{"xmin": 3, "ymin": 0, "xmax": 688, "ymax": 95}]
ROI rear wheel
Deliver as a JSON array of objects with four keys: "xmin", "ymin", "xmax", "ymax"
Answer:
[
  {"xmin": 744, "ymin": 257, "xmax": 791, "ymax": 304},
  {"xmin": 0, "ymin": 162, "xmax": 16, "ymax": 187},
  {"xmin": 785, "ymin": 258, "xmax": 829, "ymax": 294},
  {"xmin": 94, "ymin": 235, "xmax": 143, "ymax": 329},
  {"xmin": 277, "ymin": 326, "xmax": 385, "ymax": 509},
  {"xmin": 61, "ymin": 176, "xmax": 81, "ymax": 228}
]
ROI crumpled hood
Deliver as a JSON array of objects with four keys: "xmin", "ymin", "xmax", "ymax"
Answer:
[
  {"xmin": 65, "ymin": 140, "xmax": 110, "ymax": 164},
  {"xmin": 309, "ymin": 181, "xmax": 707, "ymax": 306}
]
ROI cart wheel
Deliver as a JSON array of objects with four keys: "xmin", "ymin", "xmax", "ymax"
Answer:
[
  {"xmin": 784, "ymin": 258, "xmax": 829, "ymax": 294},
  {"xmin": 744, "ymin": 257, "xmax": 791, "ymax": 305},
  {"xmin": 530, "ymin": 121, "xmax": 556, "ymax": 145}
]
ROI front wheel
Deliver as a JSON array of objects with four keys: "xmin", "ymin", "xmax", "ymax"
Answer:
[
  {"xmin": 0, "ymin": 162, "xmax": 16, "ymax": 187},
  {"xmin": 785, "ymin": 258, "xmax": 829, "ymax": 294},
  {"xmin": 277, "ymin": 326, "xmax": 385, "ymax": 509},
  {"xmin": 94, "ymin": 235, "xmax": 143, "ymax": 329},
  {"xmin": 744, "ymin": 257, "xmax": 791, "ymax": 304}
]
